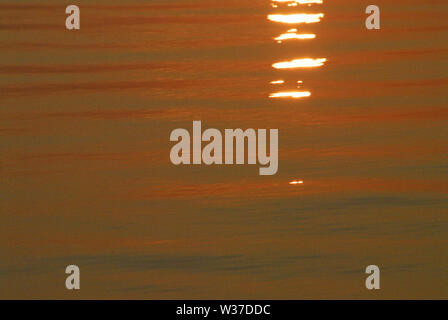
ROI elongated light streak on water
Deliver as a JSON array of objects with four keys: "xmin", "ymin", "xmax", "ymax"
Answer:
[
  {"xmin": 267, "ymin": 13, "xmax": 324, "ymax": 24},
  {"xmin": 275, "ymin": 32, "xmax": 316, "ymax": 41},
  {"xmin": 272, "ymin": 58, "xmax": 326, "ymax": 69},
  {"xmin": 272, "ymin": 0, "xmax": 323, "ymax": 4},
  {"xmin": 269, "ymin": 91, "xmax": 311, "ymax": 98}
]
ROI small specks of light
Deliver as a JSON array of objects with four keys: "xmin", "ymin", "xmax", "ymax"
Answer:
[
  {"xmin": 289, "ymin": 180, "xmax": 304, "ymax": 185},
  {"xmin": 270, "ymin": 91, "xmax": 311, "ymax": 98},
  {"xmin": 270, "ymin": 80, "xmax": 285, "ymax": 84},
  {"xmin": 267, "ymin": 13, "xmax": 324, "ymax": 24}
]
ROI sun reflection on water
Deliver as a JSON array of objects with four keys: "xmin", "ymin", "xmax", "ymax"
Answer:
[
  {"xmin": 268, "ymin": 13, "xmax": 324, "ymax": 24},
  {"xmin": 270, "ymin": 80, "xmax": 285, "ymax": 84},
  {"xmin": 272, "ymin": 0, "xmax": 323, "ymax": 4},
  {"xmin": 275, "ymin": 31, "xmax": 316, "ymax": 42},
  {"xmin": 268, "ymin": 0, "xmax": 326, "ymax": 102},
  {"xmin": 269, "ymin": 91, "xmax": 311, "ymax": 99},
  {"xmin": 273, "ymin": 58, "xmax": 326, "ymax": 69}
]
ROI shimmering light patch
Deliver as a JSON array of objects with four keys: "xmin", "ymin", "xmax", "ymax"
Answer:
[
  {"xmin": 272, "ymin": 0, "xmax": 323, "ymax": 4},
  {"xmin": 272, "ymin": 58, "xmax": 326, "ymax": 69},
  {"xmin": 270, "ymin": 91, "xmax": 311, "ymax": 98},
  {"xmin": 289, "ymin": 180, "xmax": 304, "ymax": 185},
  {"xmin": 275, "ymin": 32, "xmax": 316, "ymax": 42},
  {"xmin": 267, "ymin": 13, "xmax": 324, "ymax": 24},
  {"xmin": 270, "ymin": 80, "xmax": 285, "ymax": 84}
]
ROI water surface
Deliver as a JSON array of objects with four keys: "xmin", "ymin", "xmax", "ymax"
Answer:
[{"xmin": 1, "ymin": 0, "xmax": 447, "ymax": 298}]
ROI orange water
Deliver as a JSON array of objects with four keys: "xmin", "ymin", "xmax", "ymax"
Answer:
[{"xmin": 1, "ymin": 0, "xmax": 447, "ymax": 298}]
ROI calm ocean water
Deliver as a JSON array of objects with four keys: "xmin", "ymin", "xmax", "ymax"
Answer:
[{"xmin": 1, "ymin": 0, "xmax": 447, "ymax": 298}]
